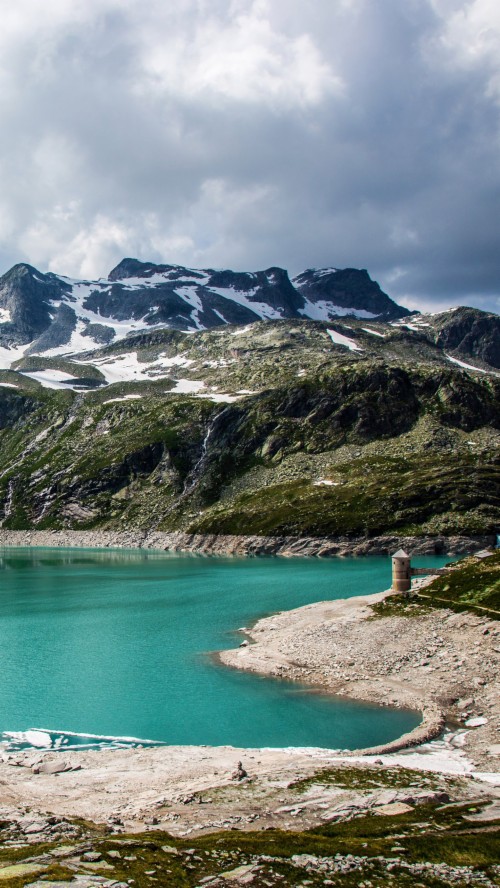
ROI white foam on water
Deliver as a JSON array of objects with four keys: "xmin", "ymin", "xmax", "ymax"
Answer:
[
  {"xmin": 5, "ymin": 730, "xmax": 53, "ymax": 748},
  {"xmin": 2, "ymin": 727, "xmax": 164, "ymax": 751}
]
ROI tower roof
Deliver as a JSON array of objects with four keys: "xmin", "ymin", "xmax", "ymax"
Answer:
[{"xmin": 392, "ymin": 549, "xmax": 409, "ymax": 558}]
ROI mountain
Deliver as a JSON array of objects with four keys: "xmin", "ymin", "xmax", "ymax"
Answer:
[
  {"xmin": 0, "ymin": 285, "xmax": 498, "ymax": 540},
  {"xmin": 0, "ymin": 259, "xmax": 409, "ymax": 360},
  {"xmin": 292, "ymin": 267, "xmax": 408, "ymax": 321}
]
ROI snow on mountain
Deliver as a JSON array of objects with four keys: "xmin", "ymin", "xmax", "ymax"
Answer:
[{"xmin": 0, "ymin": 258, "xmax": 410, "ymax": 368}]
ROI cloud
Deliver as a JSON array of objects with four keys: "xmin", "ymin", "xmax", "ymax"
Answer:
[{"xmin": 0, "ymin": 0, "xmax": 498, "ymax": 313}]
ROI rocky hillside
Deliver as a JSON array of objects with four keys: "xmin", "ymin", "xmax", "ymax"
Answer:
[{"xmin": 0, "ymin": 294, "xmax": 498, "ymax": 538}]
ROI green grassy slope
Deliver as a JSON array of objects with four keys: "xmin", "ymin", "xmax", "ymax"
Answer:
[{"xmin": 0, "ymin": 319, "xmax": 498, "ymax": 536}]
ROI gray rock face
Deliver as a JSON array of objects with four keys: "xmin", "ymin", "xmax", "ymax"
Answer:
[
  {"xmin": 292, "ymin": 267, "xmax": 410, "ymax": 321},
  {"xmin": 27, "ymin": 304, "xmax": 77, "ymax": 354},
  {"xmin": 435, "ymin": 307, "xmax": 500, "ymax": 368},
  {"xmin": 0, "ymin": 264, "xmax": 70, "ymax": 346}
]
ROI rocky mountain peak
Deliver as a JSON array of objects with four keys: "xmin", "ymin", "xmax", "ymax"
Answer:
[
  {"xmin": 0, "ymin": 255, "xmax": 413, "ymax": 357},
  {"xmin": 292, "ymin": 267, "xmax": 411, "ymax": 321},
  {"xmin": 108, "ymin": 258, "xmax": 182, "ymax": 282}
]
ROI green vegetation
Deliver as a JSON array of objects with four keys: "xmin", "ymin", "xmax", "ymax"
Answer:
[
  {"xmin": 0, "ymin": 319, "xmax": 498, "ymax": 537},
  {"xmin": 186, "ymin": 452, "xmax": 500, "ymax": 537},
  {"xmin": 289, "ymin": 765, "xmax": 460, "ymax": 793},
  {"xmin": 419, "ymin": 551, "xmax": 500, "ymax": 616},
  {"xmin": 1, "ymin": 797, "xmax": 498, "ymax": 888},
  {"xmin": 370, "ymin": 551, "xmax": 500, "ymax": 620}
]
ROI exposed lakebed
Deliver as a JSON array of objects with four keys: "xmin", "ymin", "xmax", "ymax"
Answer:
[{"xmin": 0, "ymin": 548, "xmax": 451, "ymax": 751}]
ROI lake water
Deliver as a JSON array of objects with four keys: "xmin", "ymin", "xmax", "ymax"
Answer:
[{"xmin": 0, "ymin": 548, "xmax": 452, "ymax": 751}]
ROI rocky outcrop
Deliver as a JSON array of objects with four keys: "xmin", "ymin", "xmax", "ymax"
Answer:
[
  {"xmin": 435, "ymin": 307, "xmax": 500, "ymax": 369},
  {"xmin": 292, "ymin": 267, "xmax": 410, "ymax": 320}
]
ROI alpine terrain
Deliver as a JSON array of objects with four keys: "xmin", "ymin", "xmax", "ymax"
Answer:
[{"xmin": 0, "ymin": 258, "xmax": 498, "ymax": 543}]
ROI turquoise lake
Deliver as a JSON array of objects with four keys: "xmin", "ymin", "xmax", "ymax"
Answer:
[{"xmin": 0, "ymin": 548, "xmax": 452, "ymax": 751}]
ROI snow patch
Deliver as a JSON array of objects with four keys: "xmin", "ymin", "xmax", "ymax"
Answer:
[
  {"xmin": 196, "ymin": 392, "xmax": 239, "ymax": 403},
  {"xmin": 0, "ymin": 308, "xmax": 12, "ymax": 323},
  {"xmin": 209, "ymin": 287, "xmax": 282, "ymax": 320},
  {"xmin": 313, "ymin": 479, "xmax": 340, "ymax": 486},
  {"xmin": 327, "ymin": 329, "xmax": 363, "ymax": 352},
  {"xmin": 20, "ymin": 369, "xmax": 81, "ymax": 390},
  {"xmin": 299, "ymin": 300, "xmax": 378, "ymax": 321},
  {"xmin": 170, "ymin": 378, "xmax": 205, "ymax": 394},
  {"xmin": 0, "ymin": 343, "xmax": 28, "ymax": 370},
  {"xmin": 445, "ymin": 354, "xmax": 494, "ymax": 374},
  {"xmin": 362, "ymin": 327, "xmax": 386, "ymax": 338},
  {"xmin": 103, "ymin": 394, "xmax": 144, "ymax": 404},
  {"xmin": 0, "ymin": 382, "xmax": 19, "ymax": 388},
  {"xmin": 230, "ymin": 324, "xmax": 254, "ymax": 336},
  {"xmin": 81, "ymin": 352, "xmax": 154, "ymax": 384}
]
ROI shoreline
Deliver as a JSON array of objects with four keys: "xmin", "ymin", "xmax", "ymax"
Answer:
[
  {"xmin": 0, "ymin": 533, "xmax": 497, "ymax": 837},
  {"xmin": 1, "ymin": 532, "xmax": 495, "ymax": 766},
  {"xmin": 0, "ymin": 528, "xmax": 494, "ymax": 557},
  {"xmin": 218, "ymin": 589, "xmax": 446, "ymax": 758},
  {"xmin": 219, "ymin": 584, "xmax": 499, "ymax": 774}
]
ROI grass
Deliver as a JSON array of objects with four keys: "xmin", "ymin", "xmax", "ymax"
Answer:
[
  {"xmin": 0, "ymin": 781, "xmax": 499, "ymax": 887},
  {"xmin": 417, "ymin": 551, "xmax": 500, "ymax": 617},
  {"xmin": 289, "ymin": 766, "xmax": 460, "ymax": 794},
  {"xmin": 186, "ymin": 451, "xmax": 500, "ymax": 538},
  {"xmin": 0, "ymin": 332, "xmax": 498, "ymax": 537}
]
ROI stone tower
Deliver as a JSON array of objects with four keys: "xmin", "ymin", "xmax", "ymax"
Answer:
[{"xmin": 392, "ymin": 549, "xmax": 411, "ymax": 593}]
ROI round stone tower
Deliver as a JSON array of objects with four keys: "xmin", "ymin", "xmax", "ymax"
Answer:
[{"xmin": 392, "ymin": 549, "xmax": 411, "ymax": 593}]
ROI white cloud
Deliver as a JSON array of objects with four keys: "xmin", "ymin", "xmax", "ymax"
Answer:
[
  {"xmin": 427, "ymin": 0, "xmax": 500, "ymax": 98},
  {"xmin": 134, "ymin": 1, "xmax": 340, "ymax": 108},
  {"xmin": 0, "ymin": 0, "xmax": 497, "ymax": 313}
]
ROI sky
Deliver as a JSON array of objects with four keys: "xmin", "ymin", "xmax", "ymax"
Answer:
[{"xmin": 0, "ymin": 0, "xmax": 499, "ymax": 314}]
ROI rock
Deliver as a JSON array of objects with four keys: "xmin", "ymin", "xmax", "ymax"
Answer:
[
  {"xmin": 464, "ymin": 716, "xmax": 488, "ymax": 727},
  {"xmin": 231, "ymin": 761, "xmax": 248, "ymax": 781},
  {"xmin": 374, "ymin": 802, "xmax": 414, "ymax": 816},
  {"xmin": 33, "ymin": 760, "xmax": 77, "ymax": 775},
  {"xmin": 0, "ymin": 863, "xmax": 46, "ymax": 880},
  {"xmin": 457, "ymin": 697, "xmax": 475, "ymax": 709},
  {"xmin": 219, "ymin": 864, "xmax": 258, "ymax": 883},
  {"xmin": 81, "ymin": 851, "xmax": 102, "ymax": 862},
  {"xmin": 21, "ymin": 821, "xmax": 49, "ymax": 834}
]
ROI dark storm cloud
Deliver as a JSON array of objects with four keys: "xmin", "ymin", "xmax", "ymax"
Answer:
[{"xmin": 0, "ymin": 0, "xmax": 498, "ymax": 313}]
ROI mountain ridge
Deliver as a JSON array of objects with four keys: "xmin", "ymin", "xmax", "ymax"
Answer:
[
  {"xmin": 0, "ymin": 258, "xmax": 410, "ymax": 361},
  {"xmin": 0, "ymin": 256, "xmax": 498, "ymax": 541}
]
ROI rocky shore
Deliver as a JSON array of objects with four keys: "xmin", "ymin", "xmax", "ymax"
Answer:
[
  {"xmin": 0, "ymin": 528, "xmax": 494, "ymax": 557},
  {"xmin": 220, "ymin": 588, "xmax": 500, "ymax": 771}
]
